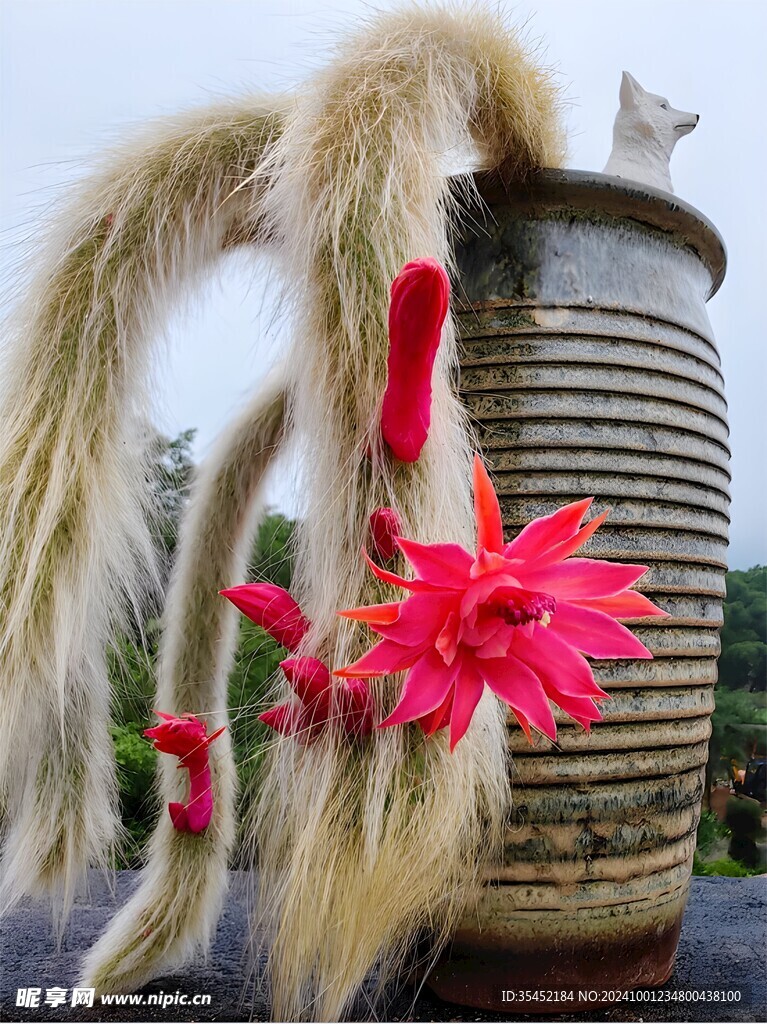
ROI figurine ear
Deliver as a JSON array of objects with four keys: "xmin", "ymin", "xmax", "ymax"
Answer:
[{"xmin": 619, "ymin": 71, "xmax": 643, "ymax": 110}]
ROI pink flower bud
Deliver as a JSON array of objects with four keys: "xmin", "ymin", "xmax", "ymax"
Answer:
[
  {"xmin": 381, "ymin": 258, "xmax": 450, "ymax": 462},
  {"xmin": 368, "ymin": 506, "xmax": 402, "ymax": 563},
  {"xmin": 220, "ymin": 583, "xmax": 310, "ymax": 651},
  {"xmin": 338, "ymin": 679, "xmax": 374, "ymax": 738},
  {"xmin": 144, "ymin": 712, "xmax": 225, "ymax": 833},
  {"xmin": 280, "ymin": 656, "xmax": 330, "ymax": 702}
]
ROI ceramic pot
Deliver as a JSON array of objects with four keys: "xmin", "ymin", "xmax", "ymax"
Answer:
[{"xmin": 429, "ymin": 169, "xmax": 728, "ymax": 1011}]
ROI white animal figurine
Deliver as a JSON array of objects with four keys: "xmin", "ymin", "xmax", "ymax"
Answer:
[{"xmin": 603, "ymin": 70, "xmax": 698, "ymax": 193}]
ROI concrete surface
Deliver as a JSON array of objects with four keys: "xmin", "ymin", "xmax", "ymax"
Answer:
[{"xmin": 1, "ymin": 872, "xmax": 765, "ymax": 1022}]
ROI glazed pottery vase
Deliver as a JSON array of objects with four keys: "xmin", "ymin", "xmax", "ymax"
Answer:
[{"xmin": 429, "ymin": 169, "xmax": 728, "ymax": 1011}]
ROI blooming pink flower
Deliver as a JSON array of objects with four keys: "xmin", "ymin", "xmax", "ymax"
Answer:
[
  {"xmin": 335, "ymin": 455, "xmax": 668, "ymax": 750},
  {"xmin": 220, "ymin": 583, "xmax": 310, "ymax": 651},
  {"xmin": 144, "ymin": 711, "xmax": 225, "ymax": 833},
  {"xmin": 259, "ymin": 656, "xmax": 374, "ymax": 742},
  {"xmin": 369, "ymin": 507, "xmax": 403, "ymax": 564},
  {"xmin": 381, "ymin": 258, "xmax": 450, "ymax": 462}
]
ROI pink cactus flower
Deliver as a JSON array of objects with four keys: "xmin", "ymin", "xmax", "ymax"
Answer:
[
  {"xmin": 369, "ymin": 507, "xmax": 403, "ymax": 564},
  {"xmin": 381, "ymin": 257, "xmax": 450, "ymax": 462},
  {"xmin": 220, "ymin": 582, "xmax": 310, "ymax": 651},
  {"xmin": 144, "ymin": 711, "xmax": 225, "ymax": 833},
  {"xmin": 336, "ymin": 455, "xmax": 668, "ymax": 751},
  {"xmin": 259, "ymin": 656, "xmax": 374, "ymax": 742}
]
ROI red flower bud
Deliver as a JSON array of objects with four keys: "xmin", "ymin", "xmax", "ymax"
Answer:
[
  {"xmin": 220, "ymin": 583, "xmax": 310, "ymax": 651},
  {"xmin": 368, "ymin": 506, "xmax": 402, "ymax": 563},
  {"xmin": 144, "ymin": 712, "xmax": 225, "ymax": 833},
  {"xmin": 381, "ymin": 258, "xmax": 450, "ymax": 462}
]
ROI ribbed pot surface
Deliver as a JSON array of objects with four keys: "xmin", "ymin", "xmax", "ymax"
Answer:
[{"xmin": 429, "ymin": 170, "xmax": 728, "ymax": 1012}]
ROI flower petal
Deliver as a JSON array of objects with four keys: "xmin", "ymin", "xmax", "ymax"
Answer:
[
  {"xmin": 334, "ymin": 639, "xmax": 424, "ymax": 678},
  {"xmin": 504, "ymin": 497, "xmax": 593, "ymax": 561},
  {"xmin": 479, "ymin": 655, "xmax": 557, "ymax": 741},
  {"xmin": 473, "ymin": 454, "xmax": 504, "ymax": 554},
  {"xmin": 395, "ymin": 537, "xmax": 474, "ymax": 588},
  {"xmin": 418, "ymin": 687, "xmax": 454, "ymax": 736},
  {"xmin": 338, "ymin": 602, "xmax": 402, "ymax": 624},
  {"xmin": 362, "ymin": 549, "xmax": 434, "ymax": 592},
  {"xmin": 548, "ymin": 602, "xmax": 654, "ymax": 659},
  {"xmin": 511, "ymin": 628, "xmax": 609, "ymax": 700},
  {"xmin": 519, "ymin": 558, "xmax": 649, "ymax": 599},
  {"xmin": 571, "ymin": 592, "xmax": 669, "ymax": 619},
  {"xmin": 379, "ymin": 647, "xmax": 459, "ymax": 728},
  {"xmin": 525, "ymin": 508, "xmax": 609, "ymax": 571},
  {"xmin": 372, "ymin": 591, "xmax": 457, "ymax": 646},
  {"xmin": 448, "ymin": 663, "xmax": 485, "ymax": 750}
]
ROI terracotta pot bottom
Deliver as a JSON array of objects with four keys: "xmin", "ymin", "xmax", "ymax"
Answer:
[{"xmin": 426, "ymin": 908, "xmax": 683, "ymax": 1014}]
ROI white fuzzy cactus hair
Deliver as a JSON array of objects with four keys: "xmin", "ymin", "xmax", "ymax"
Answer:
[{"xmin": 1, "ymin": 2, "xmax": 564, "ymax": 1019}]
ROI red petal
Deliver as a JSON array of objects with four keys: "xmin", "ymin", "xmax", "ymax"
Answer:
[
  {"xmin": 395, "ymin": 537, "xmax": 474, "ymax": 588},
  {"xmin": 504, "ymin": 497, "xmax": 593, "ymax": 561},
  {"xmin": 510, "ymin": 707, "xmax": 533, "ymax": 743},
  {"xmin": 473, "ymin": 454, "xmax": 504, "ymax": 554},
  {"xmin": 512, "ymin": 628, "xmax": 609, "ymax": 700},
  {"xmin": 525, "ymin": 508, "xmax": 609, "ymax": 571},
  {"xmin": 548, "ymin": 602, "xmax": 654, "ymax": 659},
  {"xmin": 381, "ymin": 258, "xmax": 450, "ymax": 462},
  {"xmin": 448, "ymin": 663, "xmax": 485, "ymax": 750},
  {"xmin": 379, "ymin": 647, "xmax": 459, "ymax": 728},
  {"xmin": 338, "ymin": 602, "xmax": 402, "ymax": 624},
  {"xmin": 479, "ymin": 655, "xmax": 557, "ymax": 741},
  {"xmin": 372, "ymin": 591, "xmax": 456, "ymax": 646},
  {"xmin": 334, "ymin": 639, "xmax": 424, "ymax": 678},
  {"xmin": 362, "ymin": 549, "xmax": 433, "ymax": 592},
  {"xmin": 519, "ymin": 558, "xmax": 648, "ymax": 598},
  {"xmin": 509, "ymin": 630, "xmax": 606, "ymax": 729},
  {"xmin": 418, "ymin": 687, "xmax": 454, "ymax": 736},
  {"xmin": 571, "ymin": 592, "xmax": 669, "ymax": 619}
]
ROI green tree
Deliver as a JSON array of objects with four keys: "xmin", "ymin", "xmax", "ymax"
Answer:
[{"xmin": 718, "ymin": 566, "xmax": 766, "ymax": 690}]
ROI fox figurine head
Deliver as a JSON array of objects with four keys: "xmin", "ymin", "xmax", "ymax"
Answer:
[{"xmin": 603, "ymin": 70, "xmax": 698, "ymax": 193}]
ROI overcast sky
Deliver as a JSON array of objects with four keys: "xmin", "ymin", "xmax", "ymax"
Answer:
[{"xmin": 1, "ymin": 0, "xmax": 765, "ymax": 570}]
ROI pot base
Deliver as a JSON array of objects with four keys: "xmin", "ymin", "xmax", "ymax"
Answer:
[{"xmin": 426, "ymin": 885, "xmax": 686, "ymax": 1014}]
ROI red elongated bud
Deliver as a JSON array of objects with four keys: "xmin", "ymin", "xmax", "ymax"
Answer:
[
  {"xmin": 280, "ymin": 657, "xmax": 331, "ymax": 705},
  {"xmin": 220, "ymin": 583, "xmax": 310, "ymax": 651},
  {"xmin": 381, "ymin": 258, "xmax": 450, "ymax": 462},
  {"xmin": 368, "ymin": 506, "xmax": 402, "ymax": 563},
  {"xmin": 338, "ymin": 679, "xmax": 375, "ymax": 738}
]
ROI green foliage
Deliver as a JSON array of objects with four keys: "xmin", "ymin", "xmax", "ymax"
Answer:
[
  {"xmin": 697, "ymin": 857, "xmax": 759, "ymax": 877},
  {"xmin": 719, "ymin": 566, "xmax": 766, "ymax": 691},
  {"xmin": 147, "ymin": 428, "xmax": 196, "ymax": 560},
  {"xmin": 112, "ymin": 722, "xmax": 158, "ymax": 864},
  {"xmin": 696, "ymin": 809, "xmax": 727, "ymax": 858},
  {"xmin": 707, "ymin": 567, "xmax": 767, "ymax": 791},
  {"xmin": 228, "ymin": 513, "xmax": 298, "ymax": 823}
]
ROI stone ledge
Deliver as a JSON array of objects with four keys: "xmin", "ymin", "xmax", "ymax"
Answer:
[{"xmin": 1, "ymin": 873, "xmax": 765, "ymax": 1022}]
